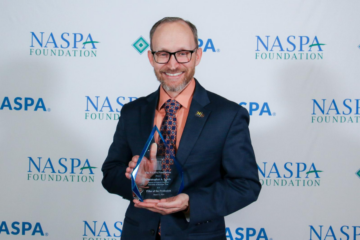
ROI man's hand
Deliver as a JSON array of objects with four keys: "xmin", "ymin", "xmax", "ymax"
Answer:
[
  {"xmin": 133, "ymin": 193, "xmax": 189, "ymax": 215},
  {"xmin": 125, "ymin": 143, "xmax": 158, "ymax": 187}
]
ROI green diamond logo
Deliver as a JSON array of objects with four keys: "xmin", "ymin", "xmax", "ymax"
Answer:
[
  {"xmin": 133, "ymin": 36, "xmax": 149, "ymax": 54},
  {"xmin": 356, "ymin": 169, "xmax": 360, "ymax": 178}
]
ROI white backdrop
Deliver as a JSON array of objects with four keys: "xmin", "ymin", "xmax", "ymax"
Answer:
[{"xmin": 1, "ymin": 1, "xmax": 360, "ymax": 239}]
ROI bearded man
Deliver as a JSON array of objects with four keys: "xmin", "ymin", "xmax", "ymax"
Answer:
[{"xmin": 102, "ymin": 17, "xmax": 261, "ymax": 240}]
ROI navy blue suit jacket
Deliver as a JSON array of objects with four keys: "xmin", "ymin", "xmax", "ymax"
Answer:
[{"xmin": 102, "ymin": 80, "xmax": 261, "ymax": 240}]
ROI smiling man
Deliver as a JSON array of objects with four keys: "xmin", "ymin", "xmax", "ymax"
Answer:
[
  {"xmin": 102, "ymin": 17, "xmax": 261, "ymax": 240},
  {"xmin": 149, "ymin": 20, "xmax": 199, "ymax": 95}
]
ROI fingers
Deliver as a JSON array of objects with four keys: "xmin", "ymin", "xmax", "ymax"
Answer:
[
  {"xmin": 125, "ymin": 155, "xmax": 139, "ymax": 179},
  {"xmin": 133, "ymin": 199, "xmax": 181, "ymax": 215},
  {"xmin": 128, "ymin": 155, "xmax": 139, "ymax": 169},
  {"xmin": 133, "ymin": 199, "xmax": 158, "ymax": 211},
  {"xmin": 130, "ymin": 155, "xmax": 139, "ymax": 167},
  {"xmin": 133, "ymin": 199, "xmax": 160, "ymax": 204},
  {"xmin": 157, "ymin": 199, "xmax": 180, "ymax": 208},
  {"xmin": 157, "ymin": 194, "xmax": 189, "ymax": 209},
  {"xmin": 125, "ymin": 172, "xmax": 131, "ymax": 179},
  {"xmin": 149, "ymin": 143, "xmax": 157, "ymax": 160},
  {"xmin": 134, "ymin": 201, "xmax": 158, "ymax": 208},
  {"xmin": 143, "ymin": 199, "xmax": 161, "ymax": 203},
  {"xmin": 159, "ymin": 196, "xmax": 176, "ymax": 202},
  {"xmin": 155, "ymin": 207, "xmax": 182, "ymax": 215}
]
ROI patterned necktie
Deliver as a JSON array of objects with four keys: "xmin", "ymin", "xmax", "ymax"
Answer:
[
  {"xmin": 158, "ymin": 99, "xmax": 181, "ymax": 237},
  {"xmin": 158, "ymin": 99, "xmax": 181, "ymax": 179}
]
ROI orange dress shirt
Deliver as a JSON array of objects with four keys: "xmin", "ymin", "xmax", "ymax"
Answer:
[{"xmin": 154, "ymin": 79, "xmax": 195, "ymax": 150}]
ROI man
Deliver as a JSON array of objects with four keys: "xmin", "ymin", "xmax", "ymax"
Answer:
[{"xmin": 102, "ymin": 17, "xmax": 261, "ymax": 240}]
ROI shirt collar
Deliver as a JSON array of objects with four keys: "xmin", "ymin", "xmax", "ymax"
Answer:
[{"xmin": 158, "ymin": 78, "xmax": 195, "ymax": 110}]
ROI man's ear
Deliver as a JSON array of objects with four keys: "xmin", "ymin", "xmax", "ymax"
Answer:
[
  {"xmin": 148, "ymin": 50, "xmax": 155, "ymax": 67},
  {"xmin": 195, "ymin": 48, "xmax": 203, "ymax": 66}
]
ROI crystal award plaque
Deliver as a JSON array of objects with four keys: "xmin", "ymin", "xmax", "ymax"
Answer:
[{"xmin": 131, "ymin": 126, "xmax": 184, "ymax": 202}]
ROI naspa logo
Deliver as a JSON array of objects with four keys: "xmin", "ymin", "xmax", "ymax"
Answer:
[
  {"xmin": 198, "ymin": 38, "xmax": 219, "ymax": 52},
  {"xmin": 226, "ymin": 227, "xmax": 270, "ymax": 240},
  {"xmin": 258, "ymin": 162, "xmax": 322, "ymax": 187},
  {"xmin": 0, "ymin": 221, "xmax": 47, "ymax": 236},
  {"xmin": 132, "ymin": 36, "xmax": 219, "ymax": 54},
  {"xmin": 30, "ymin": 32, "xmax": 99, "ymax": 57},
  {"xmin": 240, "ymin": 102, "xmax": 275, "ymax": 116},
  {"xmin": 312, "ymin": 99, "xmax": 360, "ymax": 124},
  {"xmin": 309, "ymin": 225, "xmax": 360, "ymax": 240},
  {"xmin": 85, "ymin": 96, "xmax": 138, "ymax": 120},
  {"xmin": 0, "ymin": 97, "xmax": 49, "ymax": 111},
  {"xmin": 255, "ymin": 36, "xmax": 325, "ymax": 60},
  {"xmin": 27, "ymin": 157, "xmax": 96, "ymax": 183},
  {"xmin": 83, "ymin": 221, "xmax": 122, "ymax": 239}
]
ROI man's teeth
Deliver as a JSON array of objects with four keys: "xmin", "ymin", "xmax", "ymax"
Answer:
[{"xmin": 165, "ymin": 72, "xmax": 182, "ymax": 76}]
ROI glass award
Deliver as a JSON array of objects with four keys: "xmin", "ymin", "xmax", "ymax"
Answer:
[{"xmin": 131, "ymin": 126, "xmax": 184, "ymax": 202}]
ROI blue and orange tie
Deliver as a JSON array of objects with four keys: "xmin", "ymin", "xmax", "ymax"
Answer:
[
  {"xmin": 158, "ymin": 99, "xmax": 181, "ymax": 236},
  {"xmin": 158, "ymin": 99, "xmax": 181, "ymax": 179}
]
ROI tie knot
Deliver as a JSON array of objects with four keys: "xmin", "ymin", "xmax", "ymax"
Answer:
[{"xmin": 164, "ymin": 99, "xmax": 181, "ymax": 115}]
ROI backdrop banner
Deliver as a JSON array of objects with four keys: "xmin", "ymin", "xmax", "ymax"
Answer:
[{"xmin": 1, "ymin": 1, "xmax": 359, "ymax": 240}]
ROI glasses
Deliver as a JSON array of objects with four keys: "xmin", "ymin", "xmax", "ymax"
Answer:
[{"xmin": 151, "ymin": 48, "xmax": 197, "ymax": 64}]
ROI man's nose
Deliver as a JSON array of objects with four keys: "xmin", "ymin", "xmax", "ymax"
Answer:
[{"xmin": 167, "ymin": 54, "xmax": 179, "ymax": 69}]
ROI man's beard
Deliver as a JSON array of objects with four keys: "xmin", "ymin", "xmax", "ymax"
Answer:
[{"xmin": 154, "ymin": 67, "xmax": 195, "ymax": 93}]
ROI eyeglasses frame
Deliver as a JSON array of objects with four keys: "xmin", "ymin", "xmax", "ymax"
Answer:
[{"xmin": 151, "ymin": 48, "xmax": 198, "ymax": 64}]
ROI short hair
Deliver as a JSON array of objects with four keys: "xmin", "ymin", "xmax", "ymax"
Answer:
[{"xmin": 149, "ymin": 17, "xmax": 198, "ymax": 50}]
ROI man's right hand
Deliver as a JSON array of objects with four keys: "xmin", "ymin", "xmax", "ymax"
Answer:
[{"xmin": 125, "ymin": 143, "xmax": 158, "ymax": 187}]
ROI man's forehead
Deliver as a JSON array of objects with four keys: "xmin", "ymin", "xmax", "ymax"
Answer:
[
  {"xmin": 155, "ymin": 21, "xmax": 192, "ymax": 32},
  {"xmin": 152, "ymin": 21, "xmax": 195, "ymax": 51}
]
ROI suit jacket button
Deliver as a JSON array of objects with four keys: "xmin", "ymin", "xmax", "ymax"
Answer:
[{"xmin": 150, "ymin": 229, "xmax": 155, "ymax": 235}]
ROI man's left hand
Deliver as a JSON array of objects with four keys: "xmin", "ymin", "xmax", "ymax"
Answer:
[{"xmin": 133, "ymin": 193, "xmax": 189, "ymax": 215}]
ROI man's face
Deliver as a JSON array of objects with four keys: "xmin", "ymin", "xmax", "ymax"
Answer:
[{"xmin": 148, "ymin": 21, "xmax": 202, "ymax": 93}]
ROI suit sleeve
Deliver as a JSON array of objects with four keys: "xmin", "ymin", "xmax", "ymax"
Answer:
[
  {"xmin": 101, "ymin": 105, "xmax": 133, "ymax": 201},
  {"xmin": 185, "ymin": 107, "xmax": 261, "ymax": 224}
]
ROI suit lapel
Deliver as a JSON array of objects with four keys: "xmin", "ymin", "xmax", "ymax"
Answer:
[
  {"xmin": 140, "ymin": 89, "xmax": 158, "ymax": 146},
  {"xmin": 176, "ymin": 80, "xmax": 211, "ymax": 166}
]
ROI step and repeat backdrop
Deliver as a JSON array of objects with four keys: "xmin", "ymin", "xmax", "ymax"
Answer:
[{"xmin": 1, "ymin": 0, "xmax": 359, "ymax": 240}]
